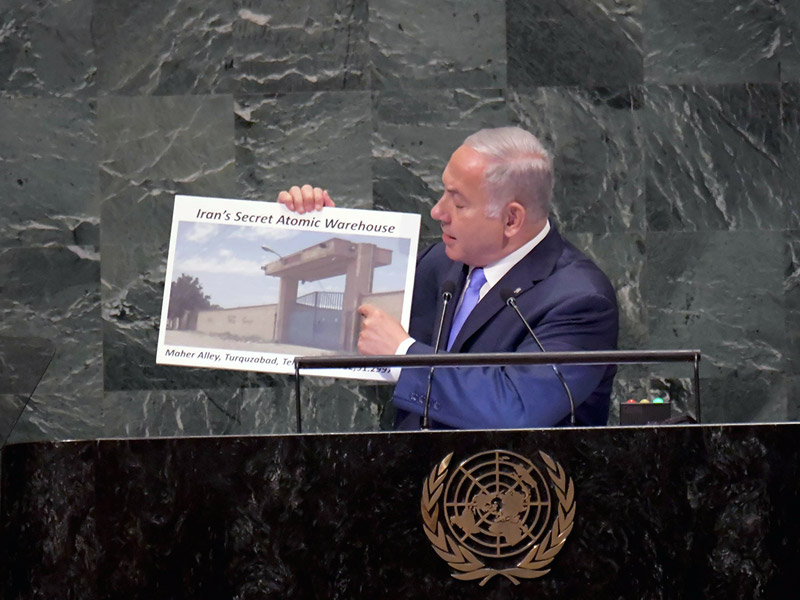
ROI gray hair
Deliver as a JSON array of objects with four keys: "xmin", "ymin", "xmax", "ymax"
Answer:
[{"xmin": 463, "ymin": 127, "xmax": 553, "ymax": 220}]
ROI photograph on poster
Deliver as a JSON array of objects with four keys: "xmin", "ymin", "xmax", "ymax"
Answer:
[{"xmin": 156, "ymin": 195, "xmax": 421, "ymax": 381}]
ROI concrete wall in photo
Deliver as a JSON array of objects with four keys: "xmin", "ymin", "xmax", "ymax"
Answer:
[
  {"xmin": 360, "ymin": 291, "xmax": 404, "ymax": 319},
  {"xmin": 195, "ymin": 305, "xmax": 277, "ymax": 341}
]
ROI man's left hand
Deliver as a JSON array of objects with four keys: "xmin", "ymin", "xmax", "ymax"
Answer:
[{"xmin": 357, "ymin": 304, "xmax": 410, "ymax": 355}]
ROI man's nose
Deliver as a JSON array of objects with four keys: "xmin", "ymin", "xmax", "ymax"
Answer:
[{"xmin": 431, "ymin": 197, "xmax": 446, "ymax": 221}]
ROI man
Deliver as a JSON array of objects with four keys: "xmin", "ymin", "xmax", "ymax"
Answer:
[{"xmin": 278, "ymin": 126, "xmax": 618, "ymax": 429}]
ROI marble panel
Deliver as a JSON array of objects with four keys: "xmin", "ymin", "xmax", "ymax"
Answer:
[
  {"xmin": 5, "ymin": 392, "xmax": 105, "ymax": 445},
  {"xmin": 643, "ymin": 231, "xmax": 785, "ymax": 382},
  {"xmin": 566, "ymin": 232, "xmax": 648, "ymax": 354},
  {"xmin": 298, "ymin": 379, "xmax": 392, "ymax": 432},
  {"xmin": 235, "ymin": 91, "xmax": 372, "ymax": 207},
  {"xmin": 93, "ymin": 0, "xmax": 234, "ymax": 96},
  {"xmin": 369, "ymin": 0, "xmax": 505, "ymax": 89},
  {"xmin": 789, "ymin": 377, "xmax": 800, "ymax": 421},
  {"xmin": 371, "ymin": 88, "xmax": 507, "ymax": 246},
  {"xmin": 0, "ymin": 97, "xmax": 98, "ymax": 247},
  {"xmin": 101, "ymin": 387, "xmax": 299, "ymax": 438},
  {"xmin": 0, "ymin": 441, "xmax": 99, "ymax": 598},
  {"xmin": 644, "ymin": 84, "xmax": 786, "ymax": 232},
  {"xmin": 781, "ymin": 83, "xmax": 800, "ymax": 230},
  {"xmin": 98, "ymin": 95, "xmax": 240, "ymax": 390},
  {"xmin": 510, "ymin": 87, "xmax": 645, "ymax": 234},
  {"xmin": 0, "ymin": 0, "xmax": 95, "ymax": 97},
  {"xmin": 233, "ymin": 0, "xmax": 369, "ymax": 93},
  {"xmin": 0, "ymin": 335, "xmax": 54, "ymax": 445},
  {"xmin": 700, "ymin": 372, "xmax": 787, "ymax": 424},
  {"xmin": 101, "ymin": 190, "xmax": 276, "ymax": 391},
  {"xmin": 99, "ymin": 380, "xmax": 391, "ymax": 438},
  {"xmin": 0, "ymin": 246, "xmax": 102, "ymax": 443},
  {"xmin": 0, "ymin": 395, "xmax": 26, "ymax": 448},
  {"xmin": 507, "ymin": 0, "xmax": 642, "ymax": 88},
  {"xmin": 643, "ymin": 0, "xmax": 781, "ymax": 84},
  {"xmin": 97, "ymin": 95, "xmax": 235, "ymax": 203},
  {"xmin": 0, "ymin": 335, "xmax": 55, "ymax": 395},
  {"xmin": 786, "ymin": 233, "xmax": 800, "ymax": 375},
  {"xmin": 784, "ymin": 0, "xmax": 800, "ymax": 80}
]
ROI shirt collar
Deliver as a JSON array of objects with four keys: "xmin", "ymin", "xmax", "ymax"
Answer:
[{"xmin": 476, "ymin": 220, "xmax": 551, "ymax": 299}]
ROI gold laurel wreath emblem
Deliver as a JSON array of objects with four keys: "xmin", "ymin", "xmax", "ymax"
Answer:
[{"xmin": 420, "ymin": 451, "xmax": 576, "ymax": 586}]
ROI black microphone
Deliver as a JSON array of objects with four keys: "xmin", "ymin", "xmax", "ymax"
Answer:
[
  {"xmin": 422, "ymin": 281, "xmax": 456, "ymax": 429},
  {"xmin": 500, "ymin": 288, "xmax": 576, "ymax": 426}
]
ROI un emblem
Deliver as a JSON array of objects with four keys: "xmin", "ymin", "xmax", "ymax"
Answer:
[{"xmin": 421, "ymin": 450, "xmax": 575, "ymax": 586}]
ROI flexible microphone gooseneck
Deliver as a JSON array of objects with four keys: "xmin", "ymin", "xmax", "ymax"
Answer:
[
  {"xmin": 422, "ymin": 281, "xmax": 456, "ymax": 430},
  {"xmin": 500, "ymin": 288, "xmax": 576, "ymax": 426}
]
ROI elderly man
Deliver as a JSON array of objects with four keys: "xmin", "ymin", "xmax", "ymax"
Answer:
[{"xmin": 278, "ymin": 126, "xmax": 618, "ymax": 429}]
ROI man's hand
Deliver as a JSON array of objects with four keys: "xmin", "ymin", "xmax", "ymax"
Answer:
[
  {"xmin": 357, "ymin": 304, "xmax": 410, "ymax": 355},
  {"xmin": 276, "ymin": 185, "xmax": 335, "ymax": 214}
]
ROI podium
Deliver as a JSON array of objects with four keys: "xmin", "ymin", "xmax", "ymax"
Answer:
[{"xmin": 2, "ymin": 424, "xmax": 799, "ymax": 598}]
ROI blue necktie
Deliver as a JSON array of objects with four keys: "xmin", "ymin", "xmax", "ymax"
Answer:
[{"xmin": 447, "ymin": 268, "xmax": 486, "ymax": 350}]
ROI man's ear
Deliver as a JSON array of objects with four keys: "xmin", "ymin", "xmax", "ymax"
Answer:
[{"xmin": 503, "ymin": 202, "xmax": 526, "ymax": 237}]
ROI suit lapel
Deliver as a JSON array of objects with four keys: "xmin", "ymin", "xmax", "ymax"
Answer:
[{"xmin": 448, "ymin": 227, "xmax": 565, "ymax": 352}]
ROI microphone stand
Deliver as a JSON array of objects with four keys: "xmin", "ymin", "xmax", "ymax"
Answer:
[
  {"xmin": 422, "ymin": 283, "xmax": 454, "ymax": 429},
  {"xmin": 503, "ymin": 294, "xmax": 576, "ymax": 426},
  {"xmin": 293, "ymin": 349, "xmax": 702, "ymax": 433}
]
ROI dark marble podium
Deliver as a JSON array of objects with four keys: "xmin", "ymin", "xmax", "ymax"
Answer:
[{"xmin": 2, "ymin": 424, "xmax": 799, "ymax": 599}]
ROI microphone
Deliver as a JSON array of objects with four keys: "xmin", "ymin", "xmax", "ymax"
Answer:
[
  {"xmin": 500, "ymin": 288, "xmax": 576, "ymax": 426},
  {"xmin": 422, "ymin": 281, "xmax": 456, "ymax": 429}
]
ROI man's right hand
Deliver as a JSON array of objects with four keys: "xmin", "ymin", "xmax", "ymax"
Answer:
[{"xmin": 276, "ymin": 185, "xmax": 335, "ymax": 214}]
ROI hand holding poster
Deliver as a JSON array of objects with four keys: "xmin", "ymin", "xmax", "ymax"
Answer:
[{"xmin": 157, "ymin": 195, "xmax": 421, "ymax": 381}]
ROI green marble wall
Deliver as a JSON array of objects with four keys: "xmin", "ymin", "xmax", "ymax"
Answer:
[{"xmin": 1, "ymin": 0, "xmax": 799, "ymax": 443}]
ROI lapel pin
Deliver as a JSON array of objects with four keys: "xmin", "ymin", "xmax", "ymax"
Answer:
[{"xmin": 513, "ymin": 287, "xmax": 522, "ymax": 296}]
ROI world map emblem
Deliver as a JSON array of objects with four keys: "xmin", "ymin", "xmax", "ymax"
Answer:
[{"xmin": 421, "ymin": 449, "xmax": 575, "ymax": 585}]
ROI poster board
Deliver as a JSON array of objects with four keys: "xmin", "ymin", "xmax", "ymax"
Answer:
[{"xmin": 156, "ymin": 195, "xmax": 421, "ymax": 381}]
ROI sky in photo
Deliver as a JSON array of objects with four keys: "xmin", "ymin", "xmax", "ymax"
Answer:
[{"xmin": 171, "ymin": 221, "xmax": 413, "ymax": 308}]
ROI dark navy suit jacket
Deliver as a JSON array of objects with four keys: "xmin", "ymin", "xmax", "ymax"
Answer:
[{"xmin": 393, "ymin": 226, "xmax": 619, "ymax": 429}]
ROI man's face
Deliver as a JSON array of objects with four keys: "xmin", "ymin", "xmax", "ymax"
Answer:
[{"xmin": 431, "ymin": 145, "xmax": 506, "ymax": 267}]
